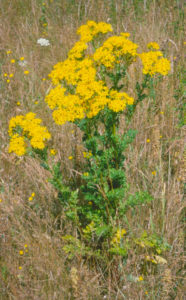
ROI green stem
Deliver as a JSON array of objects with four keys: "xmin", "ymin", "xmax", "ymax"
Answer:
[{"xmin": 112, "ymin": 123, "xmax": 116, "ymax": 136}]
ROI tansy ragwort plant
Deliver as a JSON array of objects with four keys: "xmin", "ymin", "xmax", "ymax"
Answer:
[{"xmin": 8, "ymin": 21, "xmax": 171, "ymax": 260}]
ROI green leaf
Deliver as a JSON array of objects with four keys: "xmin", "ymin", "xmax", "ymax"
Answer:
[
  {"xmin": 109, "ymin": 246, "xmax": 128, "ymax": 256},
  {"xmin": 95, "ymin": 225, "xmax": 111, "ymax": 238}
]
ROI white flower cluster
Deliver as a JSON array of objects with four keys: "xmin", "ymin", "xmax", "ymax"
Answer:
[
  {"xmin": 37, "ymin": 38, "xmax": 50, "ymax": 46},
  {"xmin": 18, "ymin": 60, "xmax": 27, "ymax": 67}
]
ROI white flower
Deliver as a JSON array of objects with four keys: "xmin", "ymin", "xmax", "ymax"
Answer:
[
  {"xmin": 18, "ymin": 60, "xmax": 27, "ymax": 67},
  {"xmin": 37, "ymin": 38, "xmax": 50, "ymax": 46}
]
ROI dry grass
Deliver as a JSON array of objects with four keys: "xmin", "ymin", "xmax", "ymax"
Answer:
[{"xmin": 0, "ymin": 0, "xmax": 185, "ymax": 299}]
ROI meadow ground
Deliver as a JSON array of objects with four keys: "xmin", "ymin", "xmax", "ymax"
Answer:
[{"xmin": 0, "ymin": 0, "xmax": 185, "ymax": 299}]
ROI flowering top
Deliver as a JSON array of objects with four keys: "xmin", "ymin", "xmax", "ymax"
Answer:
[
  {"xmin": 45, "ymin": 21, "xmax": 170, "ymax": 126},
  {"xmin": 77, "ymin": 20, "xmax": 113, "ymax": 42},
  {"xmin": 108, "ymin": 90, "xmax": 134, "ymax": 112},
  {"xmin": 93, "ymin": 33, "xmax": 138, "ymax": 68},
  {"xmin": 48, "ymin": 57, "xmax": 96, "ymax": 86},
  {"xmin": 147, "ymin": 42, "xmax": 160, "ymax": 50},
  {"xmin": 45, "ymin": 21, "xmax": 135, "ymax": 125},
  {"xmin": 138, "ymin": 50, "xmax": 170, "ymax": 76},
  {"xmin": 8, "ymin": 112, "xmax": 51, "ymax": 156}
]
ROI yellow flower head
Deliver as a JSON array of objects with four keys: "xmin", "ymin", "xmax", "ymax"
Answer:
[
  {"xmin": 19, "ymin": 250, "xmax": 24, "ymax": 255},
  {"xmin": 11, "ymin": 59, "xmax": 15, "ymax": 64},
  {"xmin": 50, "ymin": 149, "xmax": 57, "ymax": 156},
  {"xmin": 138, "ymin": 276, "xmax": 144, "ymax": 281},
  {"xmin": 147, "ymin": 42, "xmax": 160, "ymax": 50},
  {"xmin": 24, "ymin": 70, "xmax": 29, "ymax": 75},
  {"xmin": 121, "ymin": 32, "xmax": 130, "ymax": 38}
]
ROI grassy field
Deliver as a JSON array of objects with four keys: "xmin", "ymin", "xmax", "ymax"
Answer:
[{"xmin": 0, "ymin": 0, "xmax": 185, "ymax": 299}]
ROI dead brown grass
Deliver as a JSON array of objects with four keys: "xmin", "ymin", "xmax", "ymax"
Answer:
[{"xmin": 0, "ymin": 0, "xmax": 185, "ymax": 299}]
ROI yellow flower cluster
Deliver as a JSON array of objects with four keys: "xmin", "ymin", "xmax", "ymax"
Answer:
[
  {"xmin": 93, "ymin": 33, "xmax": 138, "ymax": 68},
  {"xmin": 68, "ymin": 41, "xmax": 88, "ymax": 60},
  {"xmin": 48, "ymin": 57, "xmax": 96, "ymax": 86},
  {"xmin": 8, "ymin": 134, "xmax": 26, "ymax": 156},
  {"xmin": 45, "ymin": 85, "xmax": 84, "ymax": 125},
  {"xmin": 46, "ymin": 21, "xmax": 135, "ymax": 125},
  {"xmin": 48, "ymin": 21, "xmax": 112, "ymax": 85},
  {"xmin": 83, "ymin": 151, "xmax": 92, "ymax": 159},
  {"xmin": 111, "ymin": 228, "xmax": 126, "ymax": 246},
  {"xmin": 29, "ymin": 192, "xmax": 35, "ymax": 201},
  {"xmin": 147, "ymin": 42, "xmax": 160, "ymax": 50},
  {"xmin": 8, "ymin": 112, "xmax": 51, "ymax": 156},
  {"xmin": 46, "ymin": 77, "xmax": 134, "ymax": 124},
  {"xmin": 77, "ymin": 20, "xmax": 113, "ymax": 42},
  {"xmin": 108, "ymin": 90, "xmax": 134, "ymax": 112},
  {"xmin": 138, "ymin": 50, "xmax": 170, "ymax": 76}
]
